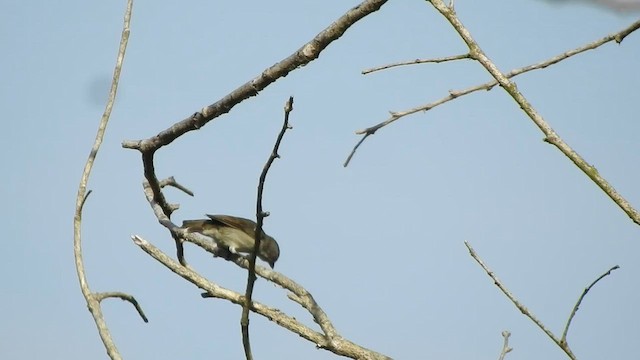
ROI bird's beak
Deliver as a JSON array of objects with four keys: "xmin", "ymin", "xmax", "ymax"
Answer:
[{"xmin": 269, "ymin": 261, "xmax": 275, "ymax": 269}]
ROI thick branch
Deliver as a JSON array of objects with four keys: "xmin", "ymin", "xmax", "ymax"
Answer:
[
  {"xmin": 121, "ymin": 0, "xmax": 387, "ymax": 152},
  {"xmin": 498, "ymin": 331, "xmax": 512, "ymax": 360},
  {"xmin": 73, "ymin": 1, "xmax": 134, "ymax": 359}
]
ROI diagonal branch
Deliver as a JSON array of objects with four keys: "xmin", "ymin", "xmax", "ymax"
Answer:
[
  {"xmin": 241, "ymin": 96, "xmax": 294, "ymax": 360},
  {"xmin": 73, "ymin": 1, "xmax": 136, "ymax": 359},
  {"xmin": 464, "ymin": 241, "xmax": 577, "ymax": 360},
  {"xmin": 132, "ymin": 235, "xmax": 391, "ymax": 360},
  {"xmin": 427, "ymin": 0, "xmax": 640, "ymax": 226},
  {"xmin": 345, "ymin": 18, "xmax": 640, "ymax": 167},
  {"xmin": 121, "ymin": 0, "xmax": 389, "ymax": 258}
]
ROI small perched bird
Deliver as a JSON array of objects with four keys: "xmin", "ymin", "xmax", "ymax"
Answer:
[{"xmin": 181, "ymin": 214, "xmax": 280, "ymax": 268}]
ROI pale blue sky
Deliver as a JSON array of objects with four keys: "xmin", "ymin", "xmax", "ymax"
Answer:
[{"xmin": 2, "ymin": 1, "xmax": 640, "ymax": 359}]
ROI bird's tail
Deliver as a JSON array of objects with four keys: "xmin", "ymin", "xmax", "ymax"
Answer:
[{"xmin": 181, "ymin": 219, "xmax": 208, "ymax": 232}]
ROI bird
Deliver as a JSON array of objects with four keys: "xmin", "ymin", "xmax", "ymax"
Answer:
[{"xmin": 181, "ymin": 214, "xmax": 280, "ymax": 268}]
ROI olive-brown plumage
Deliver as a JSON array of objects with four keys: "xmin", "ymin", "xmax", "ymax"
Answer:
[{"xmin": 182, "ymin": 214, "xmax": 280, "ymax": 268}]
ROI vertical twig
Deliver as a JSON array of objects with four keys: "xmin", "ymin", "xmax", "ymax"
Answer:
[
  {"xmin": 241, "ymin": 97, "xmax": 294, "ymax": 360},
  {"xmin": 498, "ymin": 331, "xmax": 512, "ymax": 360},
  {"xmin": 73, "ymin": 1, "xmax": 134, "ymax": 359}
]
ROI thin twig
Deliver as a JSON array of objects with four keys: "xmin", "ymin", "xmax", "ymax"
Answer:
[
  {"xmin": 73, "ymin": 1, "xmax": 134, "ymax": 359},
  {"xmin": 132, "ymin": 235, "xmax": 391, "ymax": 360},
  {"xmin": 464, "ymin": 241, "xmax": 576, "ymax": 360},
  {"xmin": 95, "ymin": 292, "xmax": 149, "ymax": 323},
  {"xmin": 428, "ymin": 0, "xmax": 640, "ymax": 225},
  {"xmin": 362, "ymin": 53, "xmax": 470, "ymax": 74},
  {"xmin": 344, "ymin": 19, "xmax": 640, "ymax": 168},
  {"xmin": 560, "ymin": 265, "xmax": 620, "ymax": 344},
  {"xmin": 241, "ymin": 97, "xmax": 294, "ymax": 360},
  {"xmin": 498, "ymin": 331, "xmax": 512, "ymax": 360}
]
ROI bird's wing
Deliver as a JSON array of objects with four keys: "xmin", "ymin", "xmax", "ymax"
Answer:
[{"xmin": 206, "ymin": 214, "xmax": 256, "ymax": 236}]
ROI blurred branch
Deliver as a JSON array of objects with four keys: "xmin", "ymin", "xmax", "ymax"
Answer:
[
  {"xmin": 427, "ymin": 0, "xmax": 640, "ymax": 225},
  {"xmin": 132, "ymin": 235, "xmax": 391, "ymax": 360},
  {"xmin": 560, "ymin": 265, "xmax": 620, "ymax": 345},
  {"xmin": 241, "ymin": 96, "xmax": 295, "ymax": 360},
  {"xmin": 498, "ymin": 331, "xmax": 512, "ymax": 360},
  {"xmin": 345, "ymin": 19, "xmax": 640, "ymax": 172},
  {"xmin": 73, "ymin": 1, "xmax": 135, "ymax": 359}
]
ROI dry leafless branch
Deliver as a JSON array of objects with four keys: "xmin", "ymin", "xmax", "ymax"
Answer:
[
  {"xmin": 466, "ymin": 241, "xmax": 620, "ymax": 360},
  {"xmin": 240, "ymin": 96, "xmax": 294, "ymax": 360},
  {"xmin": 159, "ymin": 176, "xmax": 194, "ymax": 197},
  {"xmin": 362, "ymin": 53, "xmax": 471, "ymax": 74},
  {"xmin": 132, "ymin": 234, "xmax": 391, "ymax": 360},
  {"xmin": 498, "ymin": 331, "xmax": 513, "ymax": 360},
  {"xmin": 345, "ymin": 19, "xmax": 640, "ymax": 182},
  {"xmin": 121, "ymin": 0, "xmax": 389, "ymax": 267},
  {"xmin": 427, "ymin": 0, "xmax": 640, "ymax": 226},
  {"xmin": 560, "ymin": 265, "xmax": 620, "ymax": 345},
  {"xmin": 73, "ymin": 1, "xmax": 138, "ymax": 359}
]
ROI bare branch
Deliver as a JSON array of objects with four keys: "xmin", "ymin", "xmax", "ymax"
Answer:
[
  {"xmin": 560, "ymin": 265, "xmax": 620, "ymax": 345},
  {"xmin": 95, "ymin": 292, "xmax": 149, "ymax": 323},
  {"xmin": 362, "ymin": 53, "xmax": 470, "ymax": 74},
  {"xmin": 464, "ymin": 241, "xmax": 576, "ymax": 360},
  {"xmin": 498, "ymin": 331, "xmax": 512, "ymax": 360},
  {"xmin": 122, "ymin": 0, "xmax": 389, "ymax": 258},
  {"xmin": 141, "ymin": 172, "xmax": 344, "ymax": 348},
  {"xmin": 73, "ymin": 1, "xmax": 134, "ymax": 359},
  {"xmin": 345, "ymin": 19, "xmax": 640, "ymax": 168},
  {"xmin": 240, "ymin": 96, "xmax": 294, "ymax": 360},
  {"xmin": 132, "ymin": 235, "xmax": 391, "ymax": 360},
  {"xmin": 428, "ymin": 0, "xmax": 640, "ymax": 225},
  {"xmin": 159, "ymin": 176, "xmax": 194, "ymax": 196}
]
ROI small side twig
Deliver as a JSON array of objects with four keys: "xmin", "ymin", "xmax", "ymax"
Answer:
[
  {"xmin": 362, "ymin": 53, "xmax": 470, "ymax": 74},
  {"xmin": 241, "ymin": 96, "xmax": 294, "ymax": 360},
  {"xmin": 560, "ymin": 265, "xmax": 620, "ymax": 345},
  {"xmin": 498, "ymin": 331, "xmax": 512, "ymax": 360},
  {"xmin": 159, "ymin": 176, "xmax": 194, "ymax": 196},
  {"xmin": 73, "ymin": 1, "xmax": 134, "ymax": 359},
  {"xmin": 95, "ymin": 292, "xmax": 149, "ymax": 323}
]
